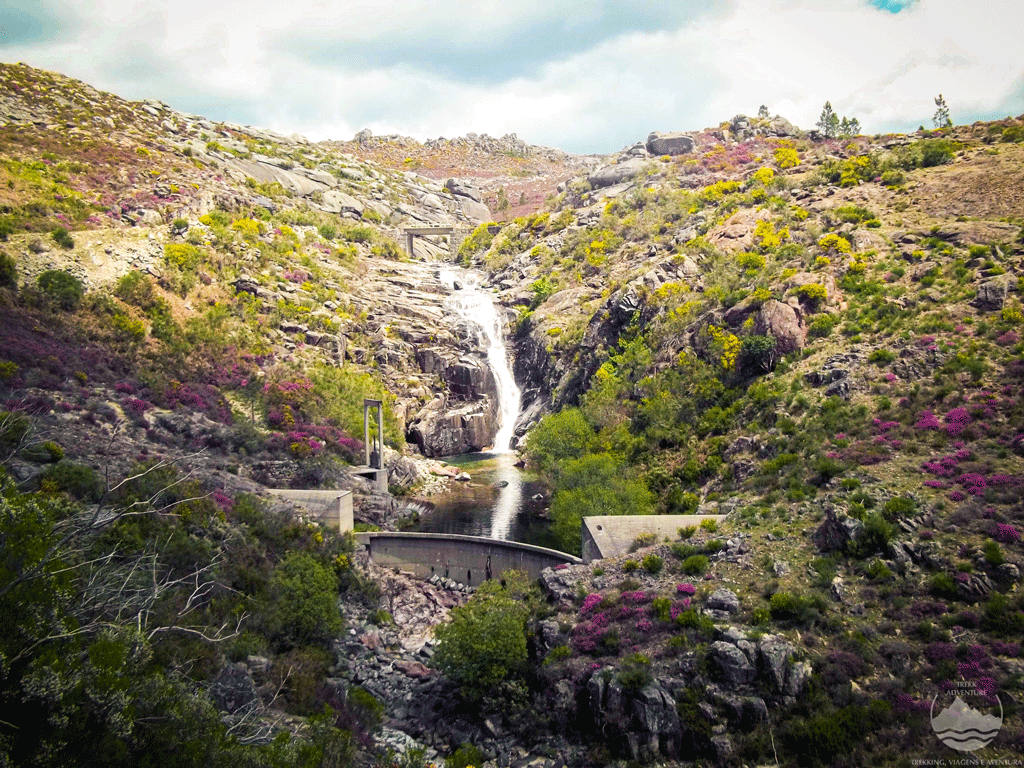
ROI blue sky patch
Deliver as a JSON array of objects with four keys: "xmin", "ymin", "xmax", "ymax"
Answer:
[{"xmin": 870, "ymin": 0, "xmax": 918, "ymax": 13}]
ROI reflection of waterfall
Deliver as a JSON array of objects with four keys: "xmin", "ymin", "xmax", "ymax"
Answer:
[
  {"xmin": 487, "ymin": 453, "xmax": 522, "ymax": 539},
  {"xmin": 438, "ymin": 268, "xmax": 522, "ymax": 452}
]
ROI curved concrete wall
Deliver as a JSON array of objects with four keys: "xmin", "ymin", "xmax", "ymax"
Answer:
[{"xmin": 354, "ymin": 531, "xmax": 582, "ymax": 585}]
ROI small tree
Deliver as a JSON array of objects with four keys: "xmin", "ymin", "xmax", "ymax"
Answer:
[
  {"xmin": 431, "ymin": 577, "xmax": 529, "ymax": 700},
  {"xmin": 758, "ymin": 104, "xmax": 770, "ymax": 119},
  {"xmin": 839, "ymin": 117, "xmax": 861, "ymax": 137},
  {"xmin": 817, "ymin": 101, "xmax": 840, "ymax": 138},
  {"xmin": 269, "ymin": 551, "xmax": 343, "ymax": 647},
  {"xmin": 933, "ymin": 94, "xmax": 952, "ymax": 128}
]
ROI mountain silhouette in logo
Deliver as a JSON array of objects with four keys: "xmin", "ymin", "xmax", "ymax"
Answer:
[{"xmin": 931, "ymin": 696, "xmax": 1002, "ymax": 751}]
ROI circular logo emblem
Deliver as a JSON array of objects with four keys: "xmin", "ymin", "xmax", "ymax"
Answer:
[{"xmin": 930, "ymin": 692, "xmax": 1003, "ymax": 752}]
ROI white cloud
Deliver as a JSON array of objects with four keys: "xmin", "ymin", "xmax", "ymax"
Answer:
[{"xmin": 0, "ymin": 0, "xmax": 1021, "ymax": 152}]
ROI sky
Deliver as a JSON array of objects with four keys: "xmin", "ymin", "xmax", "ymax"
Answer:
[{"xmin": 1, "ymin": 0, "xmax": 1022, "ymax": 155}]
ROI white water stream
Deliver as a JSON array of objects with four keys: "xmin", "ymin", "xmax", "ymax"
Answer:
[
  {"xmin": 437, "ymin": 267, "xmax": 523, "ymax": 539},
  {"xmin": 437, "ymin": 267, "xmax": 522, "ymax": 452}
]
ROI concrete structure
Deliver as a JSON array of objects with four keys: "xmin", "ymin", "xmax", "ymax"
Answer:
[
  {"xmin": 402, "ymin": 226, "xmax": 454, "ymax": 258},
  {"xmin": 266, "ymin": 488, "xmax": 354, "ymax": 533},
  {"xmin": 581, "ymin": 514, "xmax": 727, "ymax": 563},
  {"xmin": 352, "ymin": 399, "xmax": 388, "ymax": 492},
  {"xmin": 355, "ymin": 531, "xmax": 582, "ymax": 585}
]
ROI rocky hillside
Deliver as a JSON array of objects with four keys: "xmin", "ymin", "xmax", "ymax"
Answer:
[{"xmin": 2, "ymin": 60, "xmax": 1024, "ymax": 768}]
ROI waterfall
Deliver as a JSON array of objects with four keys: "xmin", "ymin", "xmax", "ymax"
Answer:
[
  {"xmin": 437, "ymin": 266, "xmax": 523, "ymax": 539},
  {"xmin": 437, "ymin": 267, "xmax": 522, "ymax": 452}
]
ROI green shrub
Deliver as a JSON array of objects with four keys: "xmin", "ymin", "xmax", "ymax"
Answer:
[
  {"xmin": 0, "ymin": 251, "xmax": 17, "ymax": 288},
  {"xmin": 868, "ymin": 349, "xmax": 896, "ymax": 365},
  {"xmin": 37, "ymin": 269, "xmax": 84, "ymax": 310},
  {"xmin": 682, "ymin": 555, "xmax": 709, "ymax": 575},
  {"xmin": 929, "ymin": 572, "xmax": 958, "ymax": 599},
  {"xmin": 700, "ymin": 518, "xmax": 718, "ymax": 533},
  {"xmin": 268, "ymin": 551, "xmax": 343, "ymax": 647},
  {"xmin": 983, "ymin": 540, "xmax": 1005, "ymax": 566},
  {"xmin": 622, "ymin": 559, "xmax": 639, "ymax": 573},
  {"xmin": 447, "ymin": 742, "xmax": 484, "ymax": 768},
  {"xmin": 51, "ymin": 227, "xmax": 74, "ymax": 249},
  {"xmin": 543, "ymin": 644, "xmax": 572, "ymax": 665},
  {"xmin": 847, "ymin": 512, "xmax": 895, "ymax": 558},
  {"xmin": 679, "ymin": 525, "xmax": 697, "ymax": 539},
  {"xmin": 768, "ymin": 591, "xmax": 827, "ymax": 625},
  {"xmin": 39, "ymin": 462, "xmax": 103, "ymax": 501},
  {"xmin": 866, "ymin": 559, "xmax": 893, "ymax": 580},
  {"xmin": 808, "ymin": 315, "xmax": 837, "ymax": 338},
  {"xmin": 920, "ymin": 139, "xmax": 955, "ymax": 167},
  {"xmin": 431, "ymin": 577, "xmax": 529, "ymax": 700},
  {"xmin": 618, "ymin": 653, "xmax": 653, "ymax": 693},
  {"xmin": 651, "ymin": 597, "xmax": 672, "ymax": 622},
  {"xmin": 641, "ymin": 554, "xmax": 664, "ymax": 574},
  {"xmin": 881, "ymin": 496, "xmax": 915, "ymax": 519}
]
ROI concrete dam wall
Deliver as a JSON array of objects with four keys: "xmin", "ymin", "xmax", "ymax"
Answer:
[{"xmin": 354, "ymin": 531, "xmax": 582, "ymax": 585}]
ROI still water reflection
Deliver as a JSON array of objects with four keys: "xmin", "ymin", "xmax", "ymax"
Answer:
[{"xmin": 411, "ymin": 452, "xmax": 557, "ymax": 550}]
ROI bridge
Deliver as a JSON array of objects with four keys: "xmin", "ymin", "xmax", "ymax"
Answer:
[{"xmin": 401, "ymin": 226, "xmax": 466, "ymax": 259}]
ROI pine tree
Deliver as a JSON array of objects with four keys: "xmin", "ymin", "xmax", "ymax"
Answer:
[
  {"xmin": 758, "ymin": 104, "xmax": 770, "ymax": 119},
  {"xmin": 933, "ymin": 94, "xmax": 952, "ymax": 128},
  {"xmin": 847, "ymin": 117, "xmax": 861, "ymax": 136},
  {"xmin": 817, "ymin": 101, "xmax": 840, "ymax": 138}
]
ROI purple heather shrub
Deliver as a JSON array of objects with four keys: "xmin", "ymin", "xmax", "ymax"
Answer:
[
  {"xmin": 899, "ymin": 397, "xmax": 911, "ymax": 408},
  {"xmin": 918, "ymin": 529, "xmax": 935, "ymax": 540},
  {"xmin": 125, "ymin": 397, "xmax": 150, "ymax": 414},
  {"xmin": 636, "ymin": 617, "xmax": 654, "ymax": 632},
  {"xmin": 618, "ymin": 605, "xmax": 638, "ymax": 619},
  {"xmin": 896, "ymin": 694, "xmax": 931, "ymax": 713},
  {"xmin": 212, "ymin": 490, "xmax": 233, "ymax": 512},
  {"xmin": 677, "ymin": 583, "xmax": 696, "ymax": 595},
  {"xmin": 891, "ymin": 440, "xmax": 903, "ymax": 449},
  {"xmin": 554, "ymin": 563, "xmax": 569, "ymax": 571},
  {"xmin": 945, "ymin": 407, "xmax": 972, "ymax": 425},
  {"xmin": 581, "ymin": 593, "xmax": 604, "ymax": 616},
  {"xmin": 955, "ymin": 571, "xmax": 971, "ymax": 584},
  {"xmin": 915, "ymin": 411, "xmax": 942, "ymax": 430},
  {"xmin": 994, "ymin": 523, "xmax": 1021, "ymax": 544},
  {"xmin": 997, "ymin": 330, "xmax": 1019, "ymax": 346},
  {"xmin": 114, "ymin": 382, "xmax": 135, "ymax": 394},
  {"xmin": 670, "ymin": 599, "xmax": 692, "ymax": 620},
  {"xmin": 909, "ymin": 601, "xmax": 948, "ymax": 618},
  {"xmin": 958, "ymin": 610, "xmax": 981, "ymax": 628},
  {"xmin": 885, "ymin": 373, "xmax": 898, "ymax": 383},
  {"xmin": 917, "ymin": 335, "xmax": 936, "ymax": 347},
  {"xmin": 988, "ymin": 475, "xmax": 1020, "ymax": 486},
  {"xmin": 957, "ymin": 473, "xmax": 987, "ymax": 491},
  {"xmin": 991, "ymin": 641, "xmax": 1021, "ymax": 657},
  {"xmin": 949, "ymin": 490, "xmax": 966, "ymax": 502},
  {"xmin": 926, "ymin": 642, "xmax": 957, "ymax": 662},
  {"xmin": 621, "ymin": 590, "xmax": 651, "ymax": 604}
]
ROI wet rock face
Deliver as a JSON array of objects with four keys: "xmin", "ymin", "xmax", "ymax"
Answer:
[{"xmin": 407, "ymin": 400, "xmax": 497, "ymax": 457}]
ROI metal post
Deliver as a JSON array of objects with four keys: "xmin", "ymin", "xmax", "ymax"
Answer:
[
  {"xmin": 363, "ymin": 402, "xmax": 370, "ymax": 466},
  {"xmin": 376, "ymin": 404, "xmax": 385, "ymax": 470}
]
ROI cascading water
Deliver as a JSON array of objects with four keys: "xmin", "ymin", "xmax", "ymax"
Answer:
[
  {"xmin": 437, "ymin": 267, "xmax": 522, "ymax": 452},
  {"xmin": 437, "ymin": 266, "xmax": 523, "ymax": 539}
]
